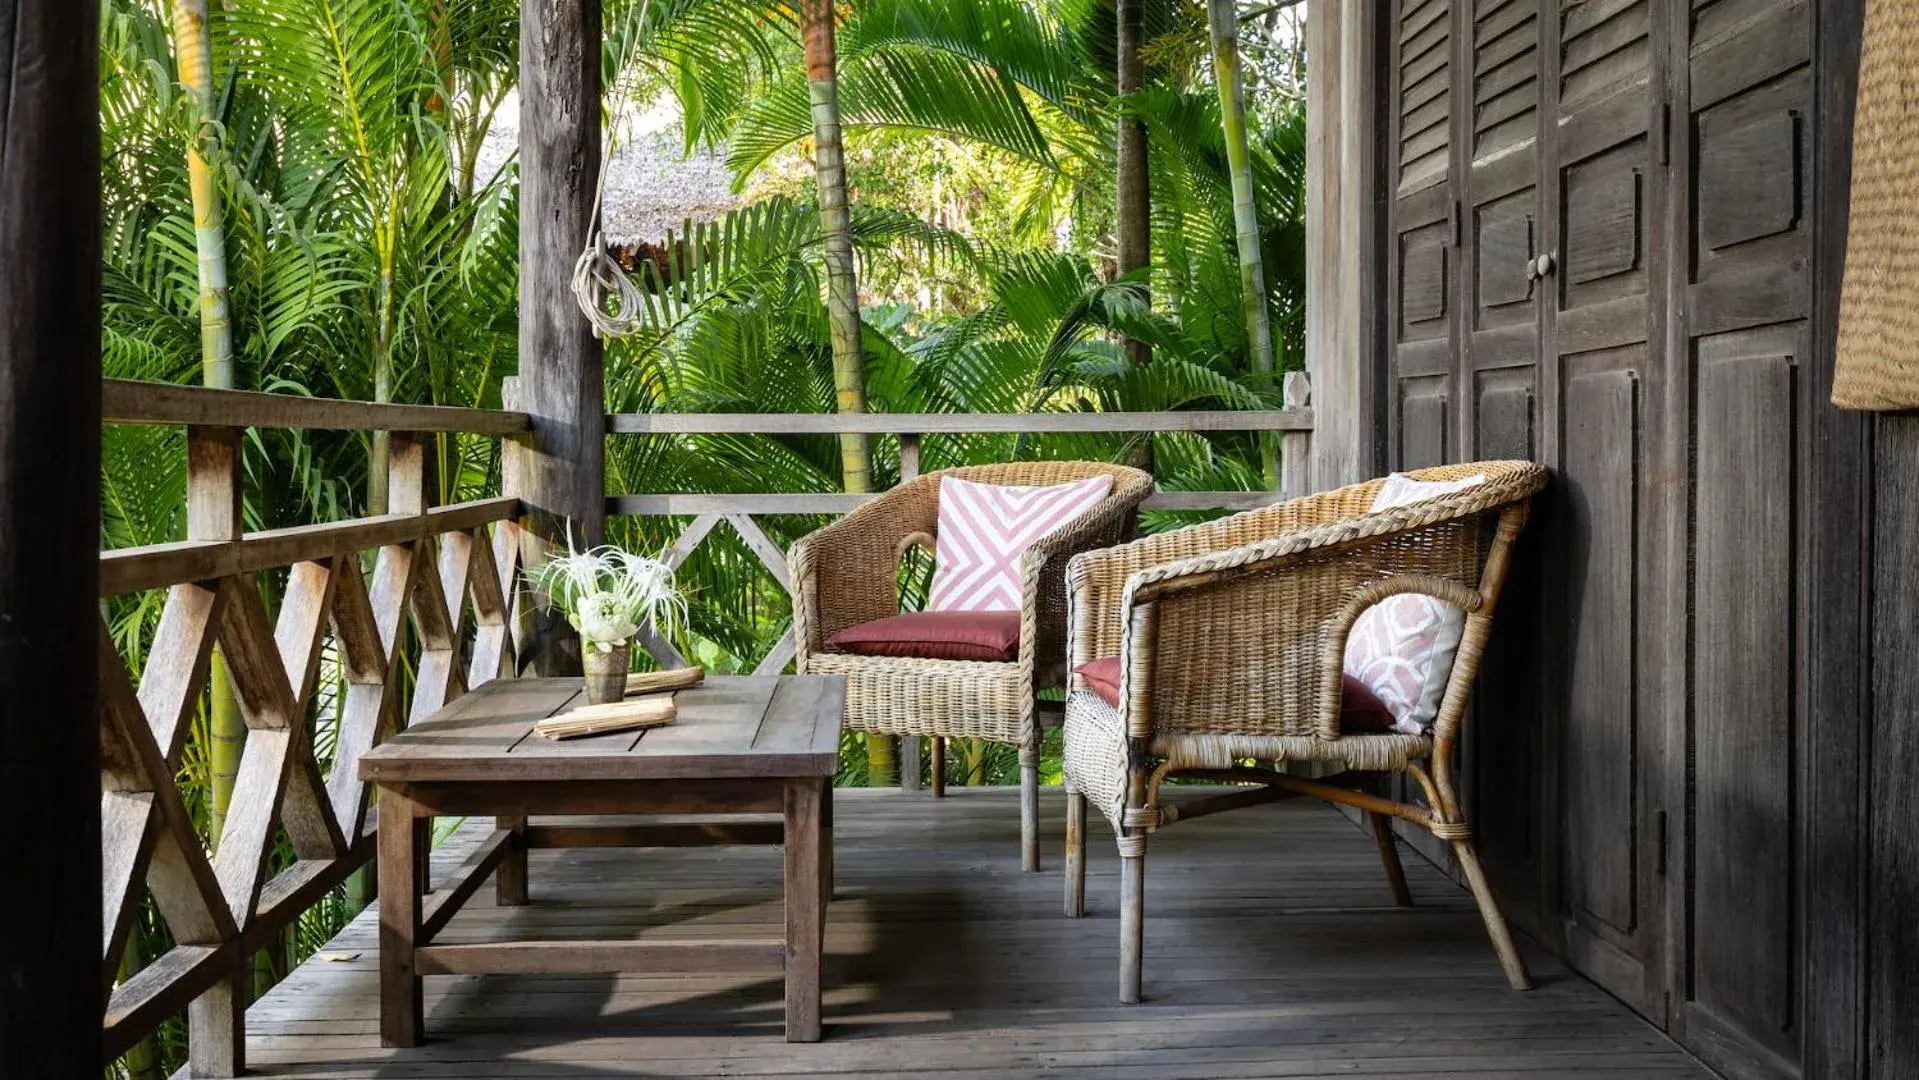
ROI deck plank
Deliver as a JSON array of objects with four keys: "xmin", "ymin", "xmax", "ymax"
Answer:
[{"xmin": 243, "ymin": 788, "xmax": 1711, "ymax": 1077}]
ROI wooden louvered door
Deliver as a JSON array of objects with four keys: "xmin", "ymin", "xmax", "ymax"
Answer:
[
  {"xmin": 1387, "ymin": 0, "xmax": 1459, "ymax": 479},
  {"xmin": 1377, "ymin": 0, "xmax": 1822, "ymax": 1074},
  {"xmin": 1666, "ymin": 1, "xmax": 1816, "ymax": 1076},
  {"xmin": 1383, "ymin": 0, "xmax": 1465, "ymax": 875},
  {"xmin": 1456, "ymin": 0, "xmax": 1550, "ymax": 943},
  {"xmin": 1536, "ymin": 0, "xmax": 1670, "ymax": 1021}
]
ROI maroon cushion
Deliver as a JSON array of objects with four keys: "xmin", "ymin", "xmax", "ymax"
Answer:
[
  {"xmin": 827, "ymin": 611, "xmax": 1021, "ymax": 663},
  {"xmin": 1075, "ymin": 656, "xmax": 1123, "ymax": 706},
  {"xmin": 1072, "ymin": 659, "xmax": 1398, "ymax": 736}
]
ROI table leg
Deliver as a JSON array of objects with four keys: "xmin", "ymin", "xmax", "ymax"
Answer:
[
  {"xmin": 378, "ymin": 788, "xmax": 427, "ymax": 1047},
  {"xmin": 783, "ymin": 778, "xmax": 825, "ymax": 1043},
  {"xmin": 821, "ymin": 784, "xmax": 835, "ymax": 908},
  {"xmin": 496, "ymin": 813, "xmax": 528, "ymax": 905}
]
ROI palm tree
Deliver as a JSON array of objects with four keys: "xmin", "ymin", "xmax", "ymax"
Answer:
[
  {"xmin": 1115, "ymin": 0, "xmax": 1151, "ymax": 365},
  {"xmin": 800, "ymin": 0, "xmax": 894, "ymax": 783},
  {"xmin": 1207, "ymin": 0, "xmax": 1276, "ymax": 482},
  {"xmin": 167, "ymin": 0, "xmax": 248, "ymax": 854},
  {"xmin": 800, "ymin": 0, "xmax": 874, "ymax": 498}
]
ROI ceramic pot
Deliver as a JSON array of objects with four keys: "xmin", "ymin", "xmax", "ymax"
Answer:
[{"xmin": 581, "ymin": 641, "xmax": 630, "ymax": 704}]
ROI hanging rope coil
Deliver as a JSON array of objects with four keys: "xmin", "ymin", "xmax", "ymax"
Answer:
[{"xmin": 571, "ymin": 0, "xmax": 650, "ymax": 340}]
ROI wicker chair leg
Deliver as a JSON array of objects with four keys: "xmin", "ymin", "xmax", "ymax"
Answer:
[
  {"xmin": 1020, "ymin": 761, "xmax": 1041, "ymax": 872},
  {"xmin": 900, "ymin": 736, "xmax": 922, "ymax": 792},
  {"xmin": 1452, "ymin": 837, "xmax": 1532, "ymax": 990},
  {"xmin": 930, "ymin": 737, "xmax": 945, "ymax": 798},
  {"xmin": 1064, "ymin": 789, "xmax": 1087, "ymax": 917},
  {"xmin": 1118, "ymin": 842, "xmax": 1146, "ymax": 1003},
  {"xmin": 1370, "ymin": 812, "xmax": 1414, "ymax": 907}
]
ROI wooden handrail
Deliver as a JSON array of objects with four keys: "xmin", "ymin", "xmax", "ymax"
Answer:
[
  {"xmin": 103, "ymin": 380, "xmax": 532, "ymax": 435},
  {"xmin": 608, "ymin": 490, "xmax": 1292, "ymax": 517},
  {"xmin": 607, "ymin": 408, "xmax": 1313, "ymax": 435},
  {"xmin": 99, "ymin": 496, "xmax": 519, "ymax": 596}
]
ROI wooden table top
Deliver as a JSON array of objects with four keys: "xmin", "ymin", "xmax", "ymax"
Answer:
[{"xmin": 360, "ymin": 675, "xmax": 844, "ymax": 784}]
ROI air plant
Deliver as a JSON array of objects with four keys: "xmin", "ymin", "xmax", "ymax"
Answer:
[{"xmin": 525, "ymin": 542, "xmax": 685, "ymax": 652}]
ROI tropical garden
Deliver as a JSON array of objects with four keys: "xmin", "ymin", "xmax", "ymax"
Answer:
[{"xmin": 98, "ymin": 0, "xmax": 1308, "ymax": 1073}]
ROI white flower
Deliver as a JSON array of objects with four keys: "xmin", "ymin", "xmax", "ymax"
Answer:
[
  {"xmin": 525, "ymin": 535, "xmax": 685, "ymax": 650},
  {"xmin": 574, "ymin": 591, "xmax": 639, "ymax": 647}
]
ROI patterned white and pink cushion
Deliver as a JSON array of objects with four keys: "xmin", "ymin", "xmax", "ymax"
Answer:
[
  {"xmin": 1341, "ymin": 473, "xmax": 1486, "ymax": 734},
  {"xmin": 927, "ymin": 474, "xmax": 1115, "ymax": 613}
]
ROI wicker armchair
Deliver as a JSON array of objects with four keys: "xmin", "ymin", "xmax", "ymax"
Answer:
[
  {"xmin": 792, "ymin": 461, "xmax": 1155, "ymax": 870},
  {"xmin": 1059, "ymin": 461, "xmax": 1549, "ymax": 1002}
]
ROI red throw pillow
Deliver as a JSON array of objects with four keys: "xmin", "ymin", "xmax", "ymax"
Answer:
[
  {"xmin": 1075, "ymin": 656, "xmax": 1123, "ymax": 705},
  {"xmin": 1073, "ymin": 659, "xmax": 1397, "ymax": 736},
  {"xmin": 827, "ymin": 610, "xmax": 1021, "ymax": 663}
]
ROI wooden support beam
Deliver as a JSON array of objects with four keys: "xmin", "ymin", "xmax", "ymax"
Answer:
[
  {"xmin": 420, "ymin": 828, "xmax": 515, "ymax": 941},
  {"xmin": 524, "ymin": 819, "xmax": 784, "ymax": 849},
  {"xmin": 515, "ymin": 0, "xmax": 605, "ymax": 552},
  {"xmin": 0, "ymin": 0, "xmax": 104, "ymax": 1073},
  {"xmin": 1304, "ymin": 0, "xmax": 1379, "ymax": 490}
]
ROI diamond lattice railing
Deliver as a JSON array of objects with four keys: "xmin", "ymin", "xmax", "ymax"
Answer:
[{"xmin": 99, "ymin": 511, "xmax": 521, "ymax": 1072}]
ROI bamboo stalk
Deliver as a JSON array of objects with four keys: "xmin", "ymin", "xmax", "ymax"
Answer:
[{"xmin": 1208, "ymin": 0, "xmax": 1279, "ymax": 485}]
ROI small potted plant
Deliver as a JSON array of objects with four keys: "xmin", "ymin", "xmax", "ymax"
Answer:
[{"xmin": 526, "ymin": 543, "xmax": 684, "ymax": 704}]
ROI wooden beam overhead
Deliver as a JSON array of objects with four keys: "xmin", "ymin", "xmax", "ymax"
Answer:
[{"xmin": 0, "ymin": 0, "xmax": 105, "ymax": 1073}]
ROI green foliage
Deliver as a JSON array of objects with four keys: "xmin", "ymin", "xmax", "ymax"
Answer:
[{"xmin": 100, "ymin": 2, "xmax": 1307, "ymax": 1072}]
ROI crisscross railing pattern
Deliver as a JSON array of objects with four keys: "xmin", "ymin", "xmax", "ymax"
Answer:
[
  {"xmin": 607, "ymin": 371, "xmax": 1316, "ymax": 677},
  {"xmin": 98, "ymin": 386, "xmax": 527, "ymax": 1075}
]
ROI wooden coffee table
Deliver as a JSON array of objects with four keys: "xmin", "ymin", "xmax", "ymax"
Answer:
[{"xmin": 359, "ymin": 675, "xmax": 844, "ymax": 1045}]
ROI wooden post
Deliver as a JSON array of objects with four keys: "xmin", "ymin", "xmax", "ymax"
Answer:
[
  {"xmin": 1280, "ymin": 372, "xmax": 1314, "ymax": 500},
  {"xmin": 184, "ymin": 421, "xmax": 250, "ymax": 1076},
  {"xmin": 0, "ymin": 0, "xmax": 103, "ymax": 1074},
  {"xmin": 516, "ymin": 0, "xmax": 604, "ymax": 676},
  {"xmin": 1305, "ymin": 0, "xmax": 1378, "ymax": 490}
]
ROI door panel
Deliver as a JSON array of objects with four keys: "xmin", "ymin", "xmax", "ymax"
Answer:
[
  {"xmin": 1543, "ymin": 0, "xmax": 1666, "ymax": 1018},
  {"xmin": 1460, "ymin": 0, "xmax": 1547, "ymax": 920},
  {"xmin": 1671, "ymin": 2, "xmax": 1814, "ymax": 1075}
]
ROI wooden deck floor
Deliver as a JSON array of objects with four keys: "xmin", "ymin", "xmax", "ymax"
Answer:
[{"xmin": 246, "ymin": 788, "xmax": 1712, "ymax": 1078}]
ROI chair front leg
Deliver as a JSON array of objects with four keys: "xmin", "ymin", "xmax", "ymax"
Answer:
[
  {"xmin": 1064, "ymin": 787, "xmax": 1087, "ymax": 917},
  {"xmin": 1411, "ymin": 758, "xmax": 1530, "ymax": 990},
  {"xmin": 1117, "ymin": 740, "xmax": 1150, "ymax": 1003},
  {"xmin": 1453, "ymin": 837, "xmax": 1531, "ymax": 990},
  {"xmin": 1020, "ymin": 744, "xmax": 1040, "ymax": 872}
]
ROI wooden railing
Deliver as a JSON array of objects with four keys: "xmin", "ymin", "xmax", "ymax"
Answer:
[
  {"xmin": 605, "ymin": 371, "xmax": 1315, "ymax": 675},
  {"xmin": 98, "ymin": 381, "xmax": 528, "ymax": 1075},
  {"xmin": 95, "ymin": 374, "xmax": 1315, "ymax": 1071}
]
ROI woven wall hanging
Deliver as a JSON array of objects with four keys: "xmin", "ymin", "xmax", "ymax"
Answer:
[{"xmin": 1836, "ymin": 0, "xmax": 1919, "ymax": 409}]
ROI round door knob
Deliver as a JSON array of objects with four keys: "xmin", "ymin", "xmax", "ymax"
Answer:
[{"xmin": 1532, "ymin": 252, "xmax": 1556, "ymax": 279}]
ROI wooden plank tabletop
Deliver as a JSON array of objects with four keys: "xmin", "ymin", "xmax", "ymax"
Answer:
[{"xmin": 360, "ymin": 676, "xmax": 843, "ymax": 784}]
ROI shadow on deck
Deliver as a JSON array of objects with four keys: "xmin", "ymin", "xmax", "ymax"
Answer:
[{"xmin": 245, "ymin": 788, "xmax": 1709, "ymax": 1078}]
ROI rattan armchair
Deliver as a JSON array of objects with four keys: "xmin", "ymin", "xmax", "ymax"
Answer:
[
  {"xmin": 1059, "ymin": 461, "xmax": 1549, "ymax": 1002},
  {"xmin": 792, "ymin": 461, "xmax": 1155, "ymax": 870}
]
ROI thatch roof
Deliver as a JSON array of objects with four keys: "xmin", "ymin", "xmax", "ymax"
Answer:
[{"xmin": 477, "ymin": 92, "xmax": 742, "ymax": 247}]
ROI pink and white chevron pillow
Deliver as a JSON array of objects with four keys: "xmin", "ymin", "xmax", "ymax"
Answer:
[{"xmin": 928, "ymin": 474, "xmax": 1114, "ymax": 614}]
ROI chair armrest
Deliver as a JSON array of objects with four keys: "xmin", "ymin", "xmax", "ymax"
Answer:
[
  {"xmin": 1015, "ymin": 470, "xmax": 1156, "ymax": 686},
  {"xmin": 1080, "ymin": 475, "xmax": 1541, "ymax": 743},
  {"xmin": 790, "ymin": 477, "xmax": 940, "ymax": 663}
]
